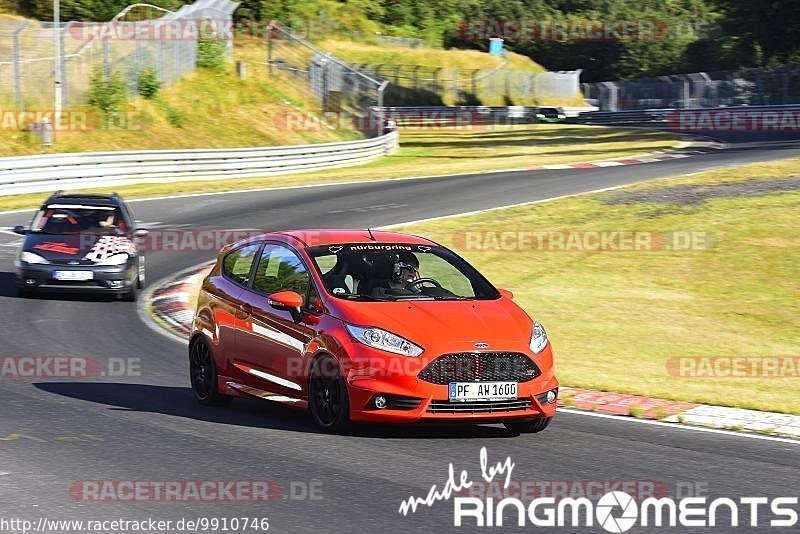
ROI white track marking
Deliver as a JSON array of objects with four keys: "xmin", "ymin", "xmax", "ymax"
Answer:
[
  {"xmin": 541, "ymin": 164, "xmax": 573, "ymax": 169},
  {"xmin": 559, "ymin": 408, "xmax": 800, "ymax": 445},
  {"xmin": 377, "ymin": 180, "xmax": 659, "ymax": 229},
  {"xmin": 592, "ymin": 161, "xmax": 625, "ymax": 167}
]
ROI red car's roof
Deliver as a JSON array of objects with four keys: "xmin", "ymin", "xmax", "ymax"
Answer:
[{"xmin": 276, "ymin": 229, "xmax": 437, "ymax": 248}]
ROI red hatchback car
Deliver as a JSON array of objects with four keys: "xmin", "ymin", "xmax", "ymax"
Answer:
[{"xmin": 190, "ymin": 230, "xmax": 558, "ymax": 433}]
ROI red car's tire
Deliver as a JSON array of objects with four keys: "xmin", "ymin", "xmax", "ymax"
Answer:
[
  {"xmin": 308, "ymin": 355, "xmax": 350, "ymax": 433},
  {"xmin": 189, "ymin": 338, "xmax": 232, "ymax": 407},
  {"xmin": 504, "ymin": 417, "xmax": 552, "ymax": 435}
]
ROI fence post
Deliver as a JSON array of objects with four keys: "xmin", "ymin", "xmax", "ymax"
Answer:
[
  {"xmin": 451, "ymin": 68, "xmax": 459, "ymax": 104},
  {"xmin": 102, "ymin": 36, "xmax": 110, "ymax": 80},
  {"xmin": 322, "ymin": 56, "xmax": 330, "ymax": 112},
  {"xmin": 267, "ymin": 22, "xmax": 274, "ymax": 75},
  {"xmin": 12, "ymin": 22, "xmax": 27, "ymax": 111},
  {"xmin": 376, "ymin": 80, "xmax": 387, "ymax": 137},
  {"xmin": 60, "ymin": 23, "xmax": 70, "ymax": 107}
]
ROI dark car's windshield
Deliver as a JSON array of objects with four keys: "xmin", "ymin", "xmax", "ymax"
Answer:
[
  {"xmin": 30, "ymin": 204, "xmax": 126, "ymax": 235},
  {"xmin": 307, "ymin": 243, "xmax": 499, "ymax": 301}
]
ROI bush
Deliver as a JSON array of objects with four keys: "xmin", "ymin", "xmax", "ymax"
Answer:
[
  {"xmin": 88, "ymin": 67, "xmax": 127, "ymax": 115},
  {"xmin": 197, "ymin": 34, "xmax": 227, "ymax": 71},
  {"xmin": 137, "ymin": 67, "xmax": 161, "ymax": 99},
  {"xmin": 156, "ymin": 99, "xmax": 186, "ymax": 127}
]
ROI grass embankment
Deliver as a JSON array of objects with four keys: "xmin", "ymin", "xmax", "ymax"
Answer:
[
  {"xmin": 321, "ymin": 39, "xmax": 545, "ymax": 72},
  {"xmin": 394, "ymin": 158, "xmax": 800, "ymax": 414},
  {"xmin": 321, "ymin": 39, "xmax": 583, "ymax": 106},
  {"xmin": 0, "ymin": 125, "xmax": 682, "ymax": 211},
  {"xmin": 0, "ymin": 42, "xmax": 361, "ymax": 157}
]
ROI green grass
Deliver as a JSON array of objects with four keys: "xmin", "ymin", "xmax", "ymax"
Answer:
[
  {"xmin": 394, "ymin": 158, "xmax": 800, "ymax": 414},
  {"xmin": 0, "ymin": 124, "xmax": 682, "ymax": 212}
]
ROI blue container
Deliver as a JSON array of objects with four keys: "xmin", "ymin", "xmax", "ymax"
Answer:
[{"xmin": 489, "ymin": 37, "xmax": 504, "ymax": 56}]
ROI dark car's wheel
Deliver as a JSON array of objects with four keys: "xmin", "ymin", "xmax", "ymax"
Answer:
[
  {"xmin": 121, "ymin": 284, "xmax": 138, "ymax": 302},
  {"xmin": 504, "ymin": 417, "xmax": 552, "ymax": 435},
  {"xmin": 309, "ymin": 356, "xmax": 350, "ymax": 433},
  {"xmin": 137, "ymin": 256, "xmax": 146, "ymax": 289},
  {"xmin": 190, "ymin": 338, "xmax": 232, "ymax": 406}
]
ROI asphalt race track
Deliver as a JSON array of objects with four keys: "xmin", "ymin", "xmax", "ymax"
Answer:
[{"xmin": 1, "ymin": 135, "xmax": 799, "ymax": 533}]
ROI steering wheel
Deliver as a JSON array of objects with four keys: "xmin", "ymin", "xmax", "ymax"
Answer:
[{"xmin": 405, "ymin": 278, "xmax": 442, "ymax": 291}]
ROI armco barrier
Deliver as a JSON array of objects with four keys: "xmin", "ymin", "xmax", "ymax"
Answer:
[
  {"xmin": 570, "ymin": 104, "xmax": 800, "ymax": 128},
  {"xmin": 378, "ymin": 105, "xmax": 598, "ymax": 127},
  {"xmin": 0, "ymin": 130, "xmax": 400, "ymax": 196}
]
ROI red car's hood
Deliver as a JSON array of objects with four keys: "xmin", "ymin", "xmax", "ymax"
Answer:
[{"xmin": 328, "ymin": 297, "xmax": 534, "ymax": 354}]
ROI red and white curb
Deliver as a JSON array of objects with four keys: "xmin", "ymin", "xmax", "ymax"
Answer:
[
  {"xmin": 149, "ymin": 264, "xmax": 212, "ymax": 339},
  {"xmin": 523, "ymin": 139, "xmax": 725, "ymax": 172},
  {"xmin": 146, "ymin": 267, "xmax": 798, "ymax": 440}
]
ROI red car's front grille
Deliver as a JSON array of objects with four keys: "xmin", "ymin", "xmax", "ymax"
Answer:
[{"xmin": 417, "ymin": 352, "xmax": 540, "ymax": 385}]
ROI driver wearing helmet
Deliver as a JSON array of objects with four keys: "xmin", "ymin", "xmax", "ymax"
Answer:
[{"xmin": 387, "ymin": 251, "xmax": 421, "ymax": 291}]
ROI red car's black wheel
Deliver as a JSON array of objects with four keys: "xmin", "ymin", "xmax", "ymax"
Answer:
[
  {"xmin": 190, "ymin": 338, "xmax": 232, "ymax": 406},
  {"xmin": 309, "ymin": 356, "xmax": 350, "ymax": 432}
]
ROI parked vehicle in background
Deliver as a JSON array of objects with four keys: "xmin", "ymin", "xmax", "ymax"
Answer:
[{"xmin": 536, "ymin": 107, "xmax": 567, "ymax": 122}]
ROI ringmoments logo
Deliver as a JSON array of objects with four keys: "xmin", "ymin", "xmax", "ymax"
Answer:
[{"xmin": 398, "ymin": 448, "xmax": 799, "ymax": 530}]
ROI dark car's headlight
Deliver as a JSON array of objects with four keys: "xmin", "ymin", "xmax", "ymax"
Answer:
[
  {"xmin": 529, "ymin": 322, "xmax": 548, "ymax": 354},
  {"xmin": 96, "ymin": 253, "xmax": 131, "ymax": 266},
  {"xmin": 19, "ymin": 251, "xmax": 49, "ymax": 265},
  {"xmin": 346, "ymin": 324, "xmax": 424, "ymax": 357}
]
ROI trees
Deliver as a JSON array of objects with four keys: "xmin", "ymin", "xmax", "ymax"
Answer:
[{"xmin": 4, "ymin": 0, "xmax": 796, "ymax": 81}]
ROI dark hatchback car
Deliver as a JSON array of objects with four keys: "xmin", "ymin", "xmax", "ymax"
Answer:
[{"xmin": 13, "ymin": 192, "xmax": 148, "ymax": 300}]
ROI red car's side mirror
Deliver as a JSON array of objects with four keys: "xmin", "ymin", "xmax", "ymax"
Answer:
[
  {"xmin": 498, "ymin": 288, "xmax": 514, "ymax": 300},
  {"xmin": 268, "ymin": 290, "xmax": 303, "ymax": 311}
]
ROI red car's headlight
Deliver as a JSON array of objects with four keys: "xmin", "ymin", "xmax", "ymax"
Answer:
[
  {"xmin": 346, "ymin": 324, "xmax": 424, "ymax": 357},
  {"xmin": 529, "ymin": 322, "xmax": 548, "ymax": 354}
]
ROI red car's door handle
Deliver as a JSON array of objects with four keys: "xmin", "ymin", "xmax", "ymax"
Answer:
[{"xmin": 239, "ymin": 303, "xmax": 252, "ymax": 317}]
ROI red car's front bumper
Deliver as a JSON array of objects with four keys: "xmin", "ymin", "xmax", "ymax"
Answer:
[{"xmin": 343, "ymin": 346, "xmax": 558, "ymax": 424}]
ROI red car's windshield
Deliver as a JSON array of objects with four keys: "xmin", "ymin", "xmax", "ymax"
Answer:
[{"xmin": 307, "ymin": 243, "xmax": 499, "ymax": 301}]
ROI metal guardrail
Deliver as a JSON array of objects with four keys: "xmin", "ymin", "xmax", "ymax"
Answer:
[
  {"xmin": 570, "ymin": 104, "xmax": 800, "ymax": 128},
  {"xmin": 377, "ymin": 105, "xmax": 598, "ymax": 127},
  {"xmin": 0, "ymin": 131, "xmax": 400, "ymax": 196}
]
